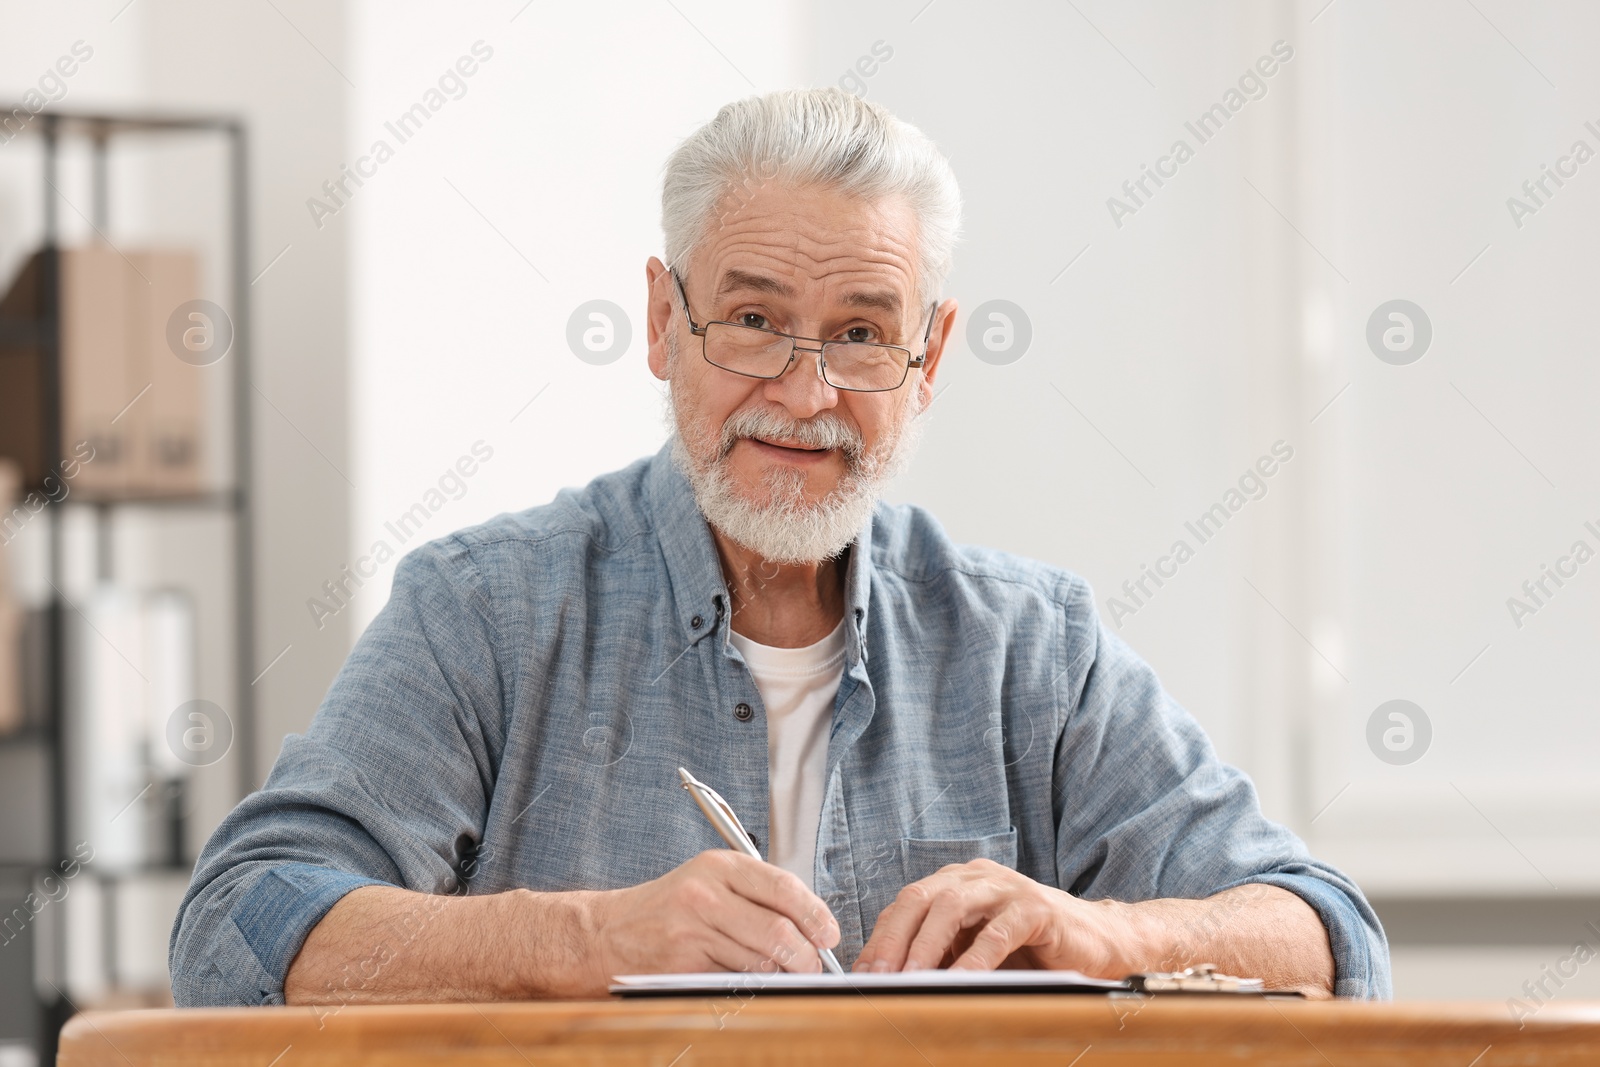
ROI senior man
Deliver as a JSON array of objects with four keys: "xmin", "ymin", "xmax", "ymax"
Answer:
[{"xmin": 171, "ymin": 88, "xmax": 1389, "ymax": 1006}]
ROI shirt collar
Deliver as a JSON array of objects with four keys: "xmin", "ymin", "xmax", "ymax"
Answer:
[{"xmin": 644, "ymin": 441, "xmax": 874, "ymax": 663}]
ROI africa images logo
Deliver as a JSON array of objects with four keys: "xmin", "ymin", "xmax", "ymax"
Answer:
[
  {"xmin": 1106, "ymin": 40, "xmax": 1294, "ymax": 229},
  {"xmin": 305, "ymin": 41, "xmax": 495, "ymax": 230}
]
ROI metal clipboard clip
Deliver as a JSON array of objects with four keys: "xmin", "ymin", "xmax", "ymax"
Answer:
[{"xmin": 1126, "ymin": 964, "xmax": 1267, "ymax": 994}]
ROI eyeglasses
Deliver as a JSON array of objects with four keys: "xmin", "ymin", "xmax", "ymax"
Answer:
[{"xmin": 671, "ymin": 269, "xmax": 936, "ymax": 393}]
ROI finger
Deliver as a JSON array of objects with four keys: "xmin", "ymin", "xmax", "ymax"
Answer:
[
  {"xmin": 713, "ymin": 890, "xmax": 825, "ymax": 974},
  {"xmin": 694, "ymin": 921, "xmax": 824, "ymax": 981},
  {"xmin": 903, "ymin": 884, "xmax": 996, "ymax": 971},
  {"xmin": 715, "ymin": 852, "xmax": 840, "ymax": 950},
  {"xmin": 948, "ymin": 904, "xmax": 1029, "ymax": 971},
  {"xmin": 939, "ymin": 925, "xmax": 982, "ymax": 969},
  {"xmin": 858, "ymin": 879, "xmax": 940, "ymax": 972},
  {"xmin": 701, "ymin": 925, "xmax": 804, "ymax": 977}
]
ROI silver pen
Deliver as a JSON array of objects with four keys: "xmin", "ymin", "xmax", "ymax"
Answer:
[{"xmin": 678, "ymin": 767, "xmax": 845, "ymax": 975}]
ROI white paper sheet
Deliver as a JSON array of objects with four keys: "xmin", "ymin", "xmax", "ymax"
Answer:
[{"xmin": 610, "ymin": 969, "xmax": 1130, "ymax": 996}]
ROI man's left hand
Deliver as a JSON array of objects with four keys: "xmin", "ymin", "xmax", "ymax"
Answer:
[{"xmin": 854, "ymin": 858, "xmax": 1127, "ymax": 974}]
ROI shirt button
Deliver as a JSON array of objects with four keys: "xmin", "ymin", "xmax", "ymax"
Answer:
[
  {"xmin": 734, "ymin": 702, "xmax": 754, "ymax": 722},
  {"xmin": 691, "ymin": 614, "xmax": 704, "ymax": 628}
]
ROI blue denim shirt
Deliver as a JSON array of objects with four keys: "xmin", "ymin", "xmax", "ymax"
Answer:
[{"xmin": 170, "ymin": 444, "xmax": 1391, "ymax": 1005}]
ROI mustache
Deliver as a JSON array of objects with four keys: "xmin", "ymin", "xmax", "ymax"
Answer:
[{"xmin": 718, "ymin": 407, "xmax": 864, "ymax": 460}]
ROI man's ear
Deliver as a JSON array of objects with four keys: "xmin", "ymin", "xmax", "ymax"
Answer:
[
  {"xmin": 916, "ymin": 297, "xmax": 959, "ymax": 408},
  {"xmin": 645, "ymin": 256, "xmax": 672, "ymax": 381}
]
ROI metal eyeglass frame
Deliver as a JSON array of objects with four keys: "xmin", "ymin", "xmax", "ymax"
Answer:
[{"xmin": 670, "ymin": 268, "xmax": 937, "ymax": 393}]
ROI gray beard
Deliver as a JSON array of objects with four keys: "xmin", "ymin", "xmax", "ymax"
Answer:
[{"xmin": 665, "ymin": 350, "xmax": 926, "ymax": 566}]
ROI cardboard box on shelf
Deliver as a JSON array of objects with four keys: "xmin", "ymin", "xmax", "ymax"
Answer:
[
  {"xmin": 0, "ymin": 245, "xmax": 210, "ymax": 499},
  {"xmin": 62, "ymin": 246, "xmax": 138, "ymax": 495},
  {"xmin": 0, "ymin": 457, "xmax": 18, "ymax": 547},
  {"xmin": 0, "ymin": 247, "xmax": 139, "ymax": 493},
  {"xmin": 0, "ymin": 458, "xmax": 21, "ymax": 735},
  {"xmin": 130, "ymin": 250, "xmax": 205, "ymax": 495}
]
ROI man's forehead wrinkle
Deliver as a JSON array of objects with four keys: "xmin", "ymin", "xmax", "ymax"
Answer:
[
  {"xmin": 704, "ymin": 198, "xmax": 918, "ymax": 268},
  {"xmin": 702, "ymin": 237, "xmax": 918, "ymax": 296},
  {"xmin": 708, "ymin": 220, "xmax": 916, "ymax": 264},
  {"xmin": 710, "ymin": 246, "xmax": 915, "ymax": 285},
  {"xmin": 714, "ymin": 267, "xmax": 796, "ymax": 299}
]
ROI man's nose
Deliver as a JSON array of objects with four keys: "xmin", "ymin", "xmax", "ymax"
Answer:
[{"xmin": 762, "ymin": 344, "xmax": 839, "ymax": 420}]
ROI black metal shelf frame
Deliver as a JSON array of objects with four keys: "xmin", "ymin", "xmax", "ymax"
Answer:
[{"xmin": 4, "ymin": 107, "xmax": 256, "ymax": 1061}]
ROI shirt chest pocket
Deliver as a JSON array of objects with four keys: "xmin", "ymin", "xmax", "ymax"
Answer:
[{"xmin": 899, "ymin": 828, "xmax": 1018, "ymax": 884}]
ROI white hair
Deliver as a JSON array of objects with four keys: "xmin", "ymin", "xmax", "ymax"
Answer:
[{"xmin": 661, "ymin": 88, "xmax": 962, "ymax": 306}]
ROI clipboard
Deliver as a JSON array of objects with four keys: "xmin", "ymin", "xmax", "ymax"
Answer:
[{"xmin": 611, "ymin": 964, "xmax": 1300, "ymax": 997}]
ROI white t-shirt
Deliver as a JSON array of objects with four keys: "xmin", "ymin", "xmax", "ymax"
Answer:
[{"xmin": 728, "ymin": 618, "xmax": 847, "ymax": 892}]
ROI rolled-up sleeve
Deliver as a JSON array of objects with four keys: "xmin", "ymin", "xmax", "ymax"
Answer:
[
  {"xmin": 1050, "ymin": 583, "xmax": 1391, "ymax": 999},
  {"xmin": 169, "ymin": 537, "xmax": 505, "ymax": 1007}
]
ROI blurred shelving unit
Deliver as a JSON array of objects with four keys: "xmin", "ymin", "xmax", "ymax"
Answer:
[{"xmin": 0, "ymin": 110, "xmax": 254, "ymax": 1067}]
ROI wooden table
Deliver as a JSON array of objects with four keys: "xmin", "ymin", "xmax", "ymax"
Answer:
[{"xmin": 58, "ymin": 995, "xmax": 1600, "ymax": 1065}]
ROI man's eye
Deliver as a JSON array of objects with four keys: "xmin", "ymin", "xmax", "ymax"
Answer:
[
  {"xmin": 739, "ymin": 313, "xmax": 771, "ymax": 330},
  {"xmin": 844, "ymin": 326, "xmax": 878, "ymax": 343}
]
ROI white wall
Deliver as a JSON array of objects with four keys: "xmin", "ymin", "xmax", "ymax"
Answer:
[
  {"xmin": 346, "ymin": 0, "xmax": 811, "ymax": 637},
  {"xmin": 1295, "ymin": 0, "xmax": 1600, "ymax": 897}
]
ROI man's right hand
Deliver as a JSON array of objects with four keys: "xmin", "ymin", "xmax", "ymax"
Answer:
[
  {"xmin": 583, "ymin": 850, "xmax": 841, "ymax": 986},
  {"xmin": 285, "ymin": 853, "xmax": 843, "ymax": 1005}
]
